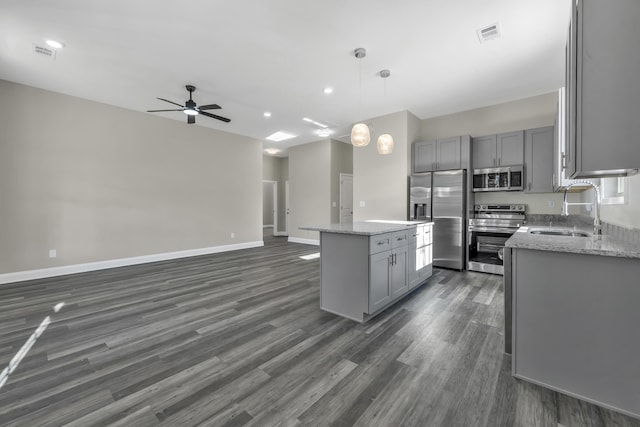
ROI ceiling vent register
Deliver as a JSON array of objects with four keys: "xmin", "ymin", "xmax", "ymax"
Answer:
[
  {"xmin": 477, "ymin": 23, "xmax": 501, "ymax": 43},
  {"xmin": 33, "ymin": 44, "xmax": 56, "ymax": 59}
]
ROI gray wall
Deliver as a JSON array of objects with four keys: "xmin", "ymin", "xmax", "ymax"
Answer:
[
  {"xmin": 353, "ymin": 111, "xmax": 410, "ymax": 221},
  {"xmin": 0, "ymin": 79, "xmax": 263, "ymax": 275},
  {"xmin": 330, "ymin": 141, "xmax": 353, "ymax": 224},
  {"xmin": 288, "ymin": 140, "xmax": 332, "ymax": 241}
]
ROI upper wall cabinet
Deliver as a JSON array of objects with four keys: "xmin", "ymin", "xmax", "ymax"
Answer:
[
  {"xmin": 412, "ymin": 136, "xmax": 471, "ymax": 173},
  {"xmin": 564, "ymin": 0, "xmax": 640, "ymax": 178},
  {"xmin": 524, "ymin": 126, "xmax": 554, "ymax": 193},
  {"xmin": 472, "ymin": 131, "xmax": 524, "ymax": 169}
]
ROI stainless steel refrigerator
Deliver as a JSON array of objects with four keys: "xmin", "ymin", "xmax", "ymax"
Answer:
[{"xmin": 409, "ymin": 170, "xmax": 466, "ymax": 270}]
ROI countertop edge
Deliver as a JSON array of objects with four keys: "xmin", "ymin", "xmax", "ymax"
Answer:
[{"xmin": 505, "ymin": 227, "xmax": 640, "ymax": 259}]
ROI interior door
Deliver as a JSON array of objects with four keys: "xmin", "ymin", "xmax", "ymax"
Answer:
[
  {"xmin": 285, "ymin": 180, "xmax": 290, "ymax": 235},
  {"xmin": 340, "ymin": 173, "xmax": 353, "ymax": 224}
]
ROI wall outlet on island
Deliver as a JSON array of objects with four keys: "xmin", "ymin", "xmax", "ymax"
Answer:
[
  {"xmin": 359, "ymin": 201, "xmax": 366, "ymax": 208},
  {"xmin": 332, "ymin": 201, "xmax": 336, "ymax": 207},
  {"xmin": 230, "ymin": 232, "xmax": 235, "ymax": 239},
  {"xmin": 49, "ymin": 249, "xmax": 57, "ymax": 258},
  {"xmin": 548, "ymin": 200, "xmax": 555, "ymax": 208}
]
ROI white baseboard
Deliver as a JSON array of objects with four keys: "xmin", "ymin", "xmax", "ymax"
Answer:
[
  {"xmin": 0, "ymin": 241, "xmax": 264, "ymax": 285},
  {"xmin": 288, "ymin": 237, "xmax": 320, "ymax": 246}
]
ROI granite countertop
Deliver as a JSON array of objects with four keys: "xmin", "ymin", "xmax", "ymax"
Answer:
[
  {"xmin": 506, "ymin": 226, "xmax": 640, "ymax": 259},
  {"xmin": 300, "ymin": 220, "xmax": 432, "ymax": 236}
]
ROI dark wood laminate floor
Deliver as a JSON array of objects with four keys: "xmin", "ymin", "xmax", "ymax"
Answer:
[{"xmin": 0, "ymin": 235, "xmax": 638, "ymax": 427}]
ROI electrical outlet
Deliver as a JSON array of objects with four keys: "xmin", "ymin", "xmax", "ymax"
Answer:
[
  {"xmin": 230, "ymin": 232, "xmax": 235, "ymax": 239},
  {"xmin": 49, "ymin": 249, "xmax": 57, "ymax": 258},
  {"xmin": 359, "ymin": 201, "xmax": 366, "ymax": 208},
  {"xmin": 332, "ymin": 201, "xmax": 337, "ymax": 207},
  {"xmin": 548, "ymin": 200, "xmax": 556, "ymax": 208}
]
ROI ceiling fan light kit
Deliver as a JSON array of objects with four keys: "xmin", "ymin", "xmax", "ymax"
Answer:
[{"xmin": 146, "ymin": 85, "xmax": 230, "ymax": 124}]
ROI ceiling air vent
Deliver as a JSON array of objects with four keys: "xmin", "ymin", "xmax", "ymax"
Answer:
[
  {"xmin": 33, "ymin": 44, "xmax": 56, "ymax": 60},
  {"xmin": 477, "ymin": 23, "xmax": 501, "ymax": 43}
]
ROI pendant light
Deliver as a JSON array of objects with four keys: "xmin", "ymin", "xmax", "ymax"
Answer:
[
  {"xmin": 377, "ymin": 69, "xmax": 394, "ymax": 155},
  {"xmin": 351, "ymin": 48, "xmax": 370, "ymax": 147}
]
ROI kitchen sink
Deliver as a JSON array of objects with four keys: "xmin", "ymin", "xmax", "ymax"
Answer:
[{"xmin": 528, "ymin": 228, "xmax": 591, "ymax": 237}]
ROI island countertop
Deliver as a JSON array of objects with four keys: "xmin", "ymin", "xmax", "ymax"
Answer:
[{"xmin": 300, "ymin": 220, "xmax": 431, "ymax": 236}]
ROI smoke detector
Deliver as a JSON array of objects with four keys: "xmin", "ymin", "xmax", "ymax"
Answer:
[{"xmin": 477, "ymin": 23, "xmax": 501, "ymax": 43}]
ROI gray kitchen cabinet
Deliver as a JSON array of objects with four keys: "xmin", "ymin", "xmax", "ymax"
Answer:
[
  {"xmin": 313, "ymin": 223, "xmax": 433, "ymax": 323},
  {"xmin": 524, "ymin": 126, "xmax": 554, "ymax": 193},
  {"xmin": 413, "ymin": 136, "xmax": 470, "ymax": 172},
  {"xmin": 437, "ymin": 136, "xmax": 461, "ymax": 170},
  {"xmin": 369, "ymin": 249, "xmax": 393, "ymax": 313},
  {"xmin": 369, "ymin": 241, "xmax": 408, "ymax": 312},
  {"xmin": 497, "ymin": 131, "xmax": 525, "ymax": 166},
  {"xmin": 410, "ymin": 223, "xmax": 433, "ymax": 290},
  {"xmin": 472, "ymin": 131, "xmax": 524, "ymax": 169},
  {"xmin": 511, "ymin": 247, "xmax": 640, "ymax": 419},
  {"xmin": 412, "ymin": 140, "xmax": 437, "ymax": 172},
  {"xmin": 472, "ymin": 135, "xmax": 497, "ymax": 169},
  {"xmin": 564, "ymin": 0, "xmax": 640, "ymax": 178}
]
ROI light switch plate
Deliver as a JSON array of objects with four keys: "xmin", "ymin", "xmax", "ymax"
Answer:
[{"xmin": 359, "ymin": 201, "xmax": 366, "ymax": 208}]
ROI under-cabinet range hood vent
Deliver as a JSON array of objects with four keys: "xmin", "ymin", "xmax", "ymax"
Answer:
[
  {"xmin": 477, "ymin": 23, "xmax": 501, "ymax": 43},
  {"xmin": 33, "ymin": 44, "xmax": 56, "ymax": 60}
]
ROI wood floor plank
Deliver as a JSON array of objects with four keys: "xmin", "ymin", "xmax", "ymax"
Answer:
[{"xmin": 0, "ymin": 234, "xmax": 638, "ymax": 426}]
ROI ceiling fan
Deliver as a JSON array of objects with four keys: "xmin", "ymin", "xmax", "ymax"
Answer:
[{"xmin": 146, "ymin": 85, "xmax": 231, "ymax": 124}]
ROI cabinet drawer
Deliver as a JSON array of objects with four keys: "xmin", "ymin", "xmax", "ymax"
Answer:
[
  {"xmin": 369, "ymin": 233, "xmax": 392, "ymax": 254},
  {"xmin": 391, "ymin": 230, "xmax": 410, "ymax": 248}
]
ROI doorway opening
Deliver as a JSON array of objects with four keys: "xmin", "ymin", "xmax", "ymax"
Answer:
[{"xmin": 262, "ymin": 180, "xmax": 277, "ymax": 238}]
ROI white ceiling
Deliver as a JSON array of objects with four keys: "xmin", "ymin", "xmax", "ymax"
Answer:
[{"xmin": 0, "ymin": 0, "xmax": 570, "ymax": 156}]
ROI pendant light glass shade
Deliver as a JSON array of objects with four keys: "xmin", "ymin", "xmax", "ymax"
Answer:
[
  {"xmin": 351, "ymin": 122, "xmax": 371, "ymax": 147},
  {"xmin": 377, "ymin": 134, "xmax": 394, "ymax": 154}
]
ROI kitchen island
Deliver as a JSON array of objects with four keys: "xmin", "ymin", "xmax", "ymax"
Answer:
[
  {"xmin": 301, "ymin": 221, "xmax": 433, "ymax": 323},
  {"xmin": 505, "ymin": 226, "xmax": 640, "ymax": 419}
]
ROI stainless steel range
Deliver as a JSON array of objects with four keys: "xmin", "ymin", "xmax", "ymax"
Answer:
[{"xmin": 467, "ymin": 204, "xmax": 525, "ymax": 275}]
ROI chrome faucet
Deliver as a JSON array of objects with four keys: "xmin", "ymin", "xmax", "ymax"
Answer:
[{"xmin": 562, "ymin": 180, "xmax": 602, "ymax": 235}]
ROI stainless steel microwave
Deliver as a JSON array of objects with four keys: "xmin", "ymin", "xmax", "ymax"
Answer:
[{"xmin": 472, "ymin": 166, "xmax": 524, "ymax": 192}]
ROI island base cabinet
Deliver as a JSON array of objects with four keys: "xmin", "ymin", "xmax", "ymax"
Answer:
[
  {"xmin": 319, "ymin": 233, "xmax": 370, "ymax": 322},
  {"xmin": 318, "ymin": 226, "xmax": 432, "ymax": 323},
  {"xmin": 369, "ymin": 250, "xmax": 392, "ymax": 313},
  {"xmin": 512, "ymin": 248, "xmax": 640, "ymax": 419}
]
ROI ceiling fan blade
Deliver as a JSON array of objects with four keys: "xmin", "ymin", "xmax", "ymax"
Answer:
[
  {"xmin": 198, "ymin": 104, "xmax": 221, "ymax": 110},
  {"xmin": 188, "ymin": 115, "xmax": 196, "ymax": 124},
  {"xmin": 157, "ymin": 97, "xmax": 185, "ymax": 108},
  {"xmin": 199, "ymin": 110, "xmax": 231, "ymax": 123},
  {"xmin": 147, "ymin": 109, "xmax": 183, "ymax": 112}
]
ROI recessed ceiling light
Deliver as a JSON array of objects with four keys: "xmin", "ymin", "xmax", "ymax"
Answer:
[
  {"xmin": 264, "ymin": 111, "xmax": 272, "ymax": 117},
  {"xmin": 45, "ymin": 39, "xmax": 64, "ymax": 49},
  {"xmin": 265, "ymin": 148, "xmax": 280, "ymax": 155},
  {"xmin": 316, "ymin": 129, "xmax": 332, "ymax": 137},
  {"xmin": 323, "ymin": 87, "xmax": 333, "ymax": 94},
  {"xmin": 266, "ymin": 131, "xmax": 297, "ymax": 142}
]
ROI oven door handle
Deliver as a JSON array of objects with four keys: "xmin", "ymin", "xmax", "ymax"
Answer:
[{"xmin": 468, "ymin": 226, "xmax": 519, "ymax": 234}]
